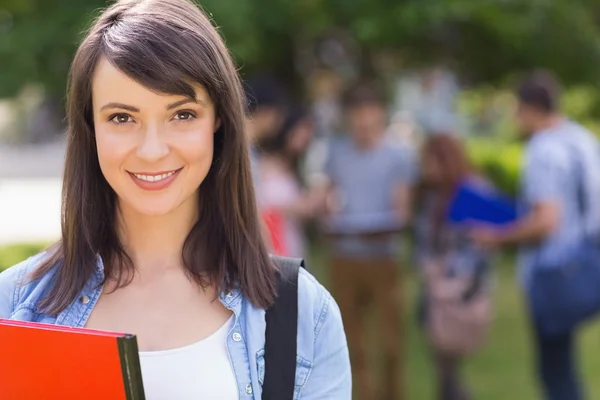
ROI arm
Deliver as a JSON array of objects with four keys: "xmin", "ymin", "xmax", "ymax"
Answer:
[
  {"xmin": 298, "ymin": 292, "xmax": 352, "ymax": 399},
  {"xmin": 471, "ymin": 144, "xmax": 565, "ymax": 248},
  {"xmin": 0, "ymin": 259, "xmax": 28, "ymax": 319},
  {"xmin": 392, "ymin": 183, "xmax": 413, "ymax": 224},
  {"xmin": 391, "ymin": 147, "xmax": 419, "ymax": 224},
  {"xmin": 309, "ymin": 177, "xmax": 338, "ymax": 215},
  {"xmin": 305, "ymin": 142, "xmax": 338, "ymax": 216},
  {"xmin": 495, "ymin": 202, "xmax": 560, "ymax": 245},
  {"xmin": 0, "ymin": 268, "xmax": 14, "ymax": 318},
  {"xmin": 276, "ymin": 189, "xmax": 325, "ymax": 220}
]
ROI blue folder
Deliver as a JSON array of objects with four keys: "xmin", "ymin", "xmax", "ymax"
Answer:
[{"xmin": 447, "ymin": 180, "xmax": 518, "ymax": 226}]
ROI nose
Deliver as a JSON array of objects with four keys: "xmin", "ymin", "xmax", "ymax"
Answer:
[{"xmin": 136, "ymin": 123, "xmax": 169, "ymax": 162}]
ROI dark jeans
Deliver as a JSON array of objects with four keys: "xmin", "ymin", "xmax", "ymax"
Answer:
[
  {"xmin": 434, "ymin": 353, "xmax": 471, "ymax": 400},
  {"xmin": 533, "ymin": 326, "xmax": 583, "ymax": 400},
  {"xmin": 418, "ymin": 290, "xmax": 471, "ymax": 400}
]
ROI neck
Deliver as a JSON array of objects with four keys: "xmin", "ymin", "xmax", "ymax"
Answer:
[
  {"xmin": 535, "ymin": 114, "xmax": 563, "ymax": 133},
  {"xmin": 355, "ymin": 135, "xmax": 380, "ymax": 150},
  {"xmin": 279, "ymin": 152, "xmax": 297, "ymax": 170},
  {"xmin": 116, "ymin": 195, "xmax": 199, "ymax": 274}
]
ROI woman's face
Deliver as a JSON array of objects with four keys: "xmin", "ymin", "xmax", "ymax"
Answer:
[
  {"xmin": 421, "ymin": 151, "xmax": 443, "ymax": 186},
  {"xmin": 92, "ymin": 58, "xmax": 220, "ymax": 217},
  {"xmin": 286, "ymin": 118, "xmax": 314, "ymax": 156}
]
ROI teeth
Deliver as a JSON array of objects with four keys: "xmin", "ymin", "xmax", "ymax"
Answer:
[{"xmin": 133, "ymin": 170, "xmax": 176, "ymax": 182}]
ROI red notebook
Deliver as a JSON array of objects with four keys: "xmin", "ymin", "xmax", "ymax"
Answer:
[{"xmin": 0, "ymin": 319, "xmax": 145, "ymax": 400}]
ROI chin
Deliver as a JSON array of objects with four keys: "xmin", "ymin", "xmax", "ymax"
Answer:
[
  {"xmin": 119, "ymin": 196, "xmax": 181, "ymax": 217},
  {"xmin": 132, "ymin": 204, "xmax": 177, "ymax": 217},
  {"xmin": 116, "ymin": 187, "xmax": 199, "ymax": 218}
]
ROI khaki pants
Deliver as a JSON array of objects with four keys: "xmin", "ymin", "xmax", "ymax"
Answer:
[{"xmin": 331, "ymin": 257, "xmax": 404, "ymax": 400}]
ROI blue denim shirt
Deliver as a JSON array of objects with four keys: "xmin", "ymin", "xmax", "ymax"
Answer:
[{"xmin": 0, "ymin": 252, "xmax": 352, "ymax": 399}]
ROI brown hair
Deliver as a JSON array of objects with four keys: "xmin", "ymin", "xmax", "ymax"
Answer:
[
  {"xmin": 32, "ymin": 0, "xmax": 277, "ymax": 315},
  {"xmin": 517, "ymin": 70, "xmax": 562, "ymax": 113},
  {"xmin": 342, "ymin": 81, "xmax": 385, "ymax": 110},
  {"xmin": 420, "ymin": 134, "xmax": 473, "ymax": 250}
]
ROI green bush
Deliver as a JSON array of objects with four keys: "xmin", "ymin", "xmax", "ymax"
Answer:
[
  {"xmin": 0, "ymin": 243, "xmax": 47, "ymax": 272},
  {"xmin": 465, "ymin": 137, "xmax": 523, "ymax": 197},
  {"xmin": 458, "ymin": 83, "xmax": 600, "ymax": 198}
]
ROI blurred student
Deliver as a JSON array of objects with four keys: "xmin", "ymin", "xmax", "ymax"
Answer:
[
  {"xmin": 258, "ymin": 107, "xmax": 317, "ymax": 257},
  {"xmin": 243, "ymin": 75, "xmax": 288, "ymax": 249},
  {"xmin": 318, "ymin": 82, "xmax": 415, "ymax": 400},
  {"xmin": 243, "ymin": 74, "xmax": 287, "ymax": 194},
  {"xmin": 416, "ymin": 134, "xmax": 493, "ymax": 400},
  {"xmin": 471, "ymin": 71, "xmax": 600, "ymax": 400}
]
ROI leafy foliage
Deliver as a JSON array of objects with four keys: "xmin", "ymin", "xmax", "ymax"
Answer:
[
  {"xmin": 3, "ymin": 0, "xmax": 600, "ymax": 99},
  {"xmin": 0, "ymin": 0, "xmax": 106, "ymax": 98},
  {"xmin": 0, "ymin": 242, "xmax": 47, "ymax": 271},
  {"xmin": 466, "ymin": 137, "xmax": 523, "ymax": 197}
]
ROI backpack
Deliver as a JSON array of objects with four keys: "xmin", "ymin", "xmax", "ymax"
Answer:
[{"xmin": 262, "ymin": 255, "xmax": 304, "ymax": 400}]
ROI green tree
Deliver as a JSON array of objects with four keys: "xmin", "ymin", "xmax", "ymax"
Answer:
[
  {"xmin": 0, "ymin": 0, "xmax": 106, "ymax": 98},
  {"xmin": 2, "ymin": 0, "xmax": 600, "ymax": 99}
]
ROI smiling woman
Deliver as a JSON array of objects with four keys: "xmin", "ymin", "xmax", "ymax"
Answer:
[
  {"xmin": 0, "ymin": 0, "xmax": 351, "ymax": 399},
  {"xmin": 92, "ymin": 58, "xmax": 217, "ymax": 215}
]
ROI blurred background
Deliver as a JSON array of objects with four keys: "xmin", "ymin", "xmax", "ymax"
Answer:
[{"xmin": 3, "ymin": 0, "xmax": 600, "ymax": 399}]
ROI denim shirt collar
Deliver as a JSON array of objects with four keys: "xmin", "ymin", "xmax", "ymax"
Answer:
[
  {"xmin": 54, "ymin": 255, "xmax": 245, "ymax": 327},
  {"xmin": 219, "ymin": 287, "xmax": 243, "ymax": 310}
]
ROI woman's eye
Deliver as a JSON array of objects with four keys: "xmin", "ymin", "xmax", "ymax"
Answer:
[
  {"xmin": 173, "ymin": 111, "xmax": 196, "ymax": 121},
  {"xmin": 109, "ymin": 114, "xmax": 133, "ymax": 124}
]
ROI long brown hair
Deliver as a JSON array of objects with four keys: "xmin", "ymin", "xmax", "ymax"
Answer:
[
  {"xmin": 420, "ymin": 134, "xmax": 473, "ymax": 251},
  {"xmin": 32, "ymin": 0, "xmax": 276, "ymax": 315}
]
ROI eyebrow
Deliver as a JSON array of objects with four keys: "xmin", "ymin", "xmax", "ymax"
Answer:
[
  {"xmin": 166, "ymin": 98, "xmax": 208, "ymax": 110},
  {"xmin": 99, "ymin": 98, "xmax": 208, "ymax": 113},
  {"xmin": 100, "ymin": 102, "xmax": 140, "ymax": 112}
]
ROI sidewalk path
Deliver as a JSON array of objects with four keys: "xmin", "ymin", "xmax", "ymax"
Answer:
[
  {"xmin": 0, "ymin": 141, "xmax": 65, "ymax": 245},
  {"xmin": 0, "ymin": 141, "xmax": 65, "ymax": 179},
  {"xmin": 0, "ymin": 179, "xmax": 62, "ymax": 245}
]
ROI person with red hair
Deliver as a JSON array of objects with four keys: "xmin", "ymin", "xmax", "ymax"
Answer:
[{"xmin": 415, "ymin": 133, "xmax": 493, "ymax": 400}]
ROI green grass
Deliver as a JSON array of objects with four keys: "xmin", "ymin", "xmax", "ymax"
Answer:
[
  {"xmin": 305, "ymin": 249, "xmax": 600, "ymax": 400},
  {"xmin": 0, "ymin": 242, "xmax": 48, "ymax": 271},
  {"xmin": 3, "ymin": 242, "xmax": 600, "ymax": 398}
]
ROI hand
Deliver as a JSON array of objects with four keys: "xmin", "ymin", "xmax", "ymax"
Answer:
[
  {"xmin": 469, "ymin": 226, "xmax": 503, "ymax": 250},
  {"xmin": 421, "ymin": 258, "xmax": 445, "ymax": 280},
  {"xmin": 300, "ymin": 190, "xmax": 327, "ymax": 217},
  {"xmin": 325, "ymin": 190, "xmax": 344, "ymax": 214}
]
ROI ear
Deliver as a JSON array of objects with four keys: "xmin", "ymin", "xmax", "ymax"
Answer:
[{"xmin": 214, "ymin": 117, "xmax": 222, "ymax": 133}]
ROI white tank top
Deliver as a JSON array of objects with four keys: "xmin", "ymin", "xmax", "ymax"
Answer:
[{"xmin": 139, "ymin": 316, "xmax": 238, "ymax": 400}]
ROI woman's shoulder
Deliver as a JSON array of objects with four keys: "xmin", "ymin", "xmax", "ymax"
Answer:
[
  {"xmin": 0, "ymin": 251, "xmax": 55, "ymax": 319},
  {"xmin": 238, "ymin": 263, "xmax": 346, "ymax": 354},
  {"xmin": 240, "ymin": 261, "xmax": 341, "ymax": 339},
  {"xmin": 294, "ymin": 266, "xmax": 351, "ymax": 394},
  {"xmin": 295, "ymin": 266, "xmax": 346, "ymax": 350},
  {"xmin": 239, "ymin": 263, "xmax": 351, "ymax": 396},
  {"xmin": 297, "ymin": 267, "xmax": 334, "ymax": 324}
]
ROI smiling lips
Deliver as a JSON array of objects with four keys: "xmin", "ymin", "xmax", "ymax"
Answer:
[{"xmin": 128, "ymin": 168, "xmax": 182, "ymax": 191}]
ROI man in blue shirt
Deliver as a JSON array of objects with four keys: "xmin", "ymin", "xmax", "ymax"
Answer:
[{"xmin": 472, "ymin": 71, "xmax": 600, "ymax": 400}]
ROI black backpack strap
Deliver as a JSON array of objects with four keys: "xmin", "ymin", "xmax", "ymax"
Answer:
[{"xmin": 262, "ymin": 255, "xmax": 304, "ymax": 400}]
